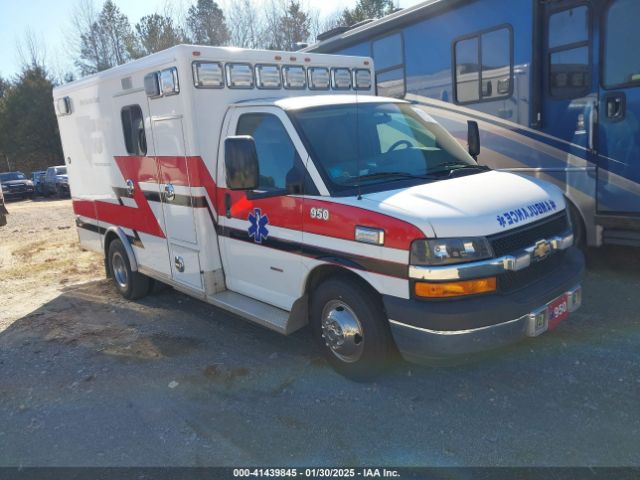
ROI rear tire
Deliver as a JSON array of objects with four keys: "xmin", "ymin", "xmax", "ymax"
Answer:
[
  {"xmin": 310, "ymin": 276, "xmax": 392, "ymax": 381},
  {"xmin": 107, "ymin": 238, "xmax": 151, "ymax": 300}
]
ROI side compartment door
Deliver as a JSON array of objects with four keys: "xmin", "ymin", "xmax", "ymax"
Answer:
[
  {"xmin": 597, "ymin": 0, "xmax": 640, "ymax": 214},
  {"xmin": 151, "ymin": 115, "xmax": 202, "ymax": 290},
  {"xmin": 217, "ymin": 108, "xmax": 306, "ymax": 310},
  {"xmin": 109, "ymin": 97, "xmax": 171, "ymax": 277}
]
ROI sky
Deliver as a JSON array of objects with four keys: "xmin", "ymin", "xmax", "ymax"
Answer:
[{"xmin": 0, "ymin": 0, "xmax": 423, "ymax": 79}]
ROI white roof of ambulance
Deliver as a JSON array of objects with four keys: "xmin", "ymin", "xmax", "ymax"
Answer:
[{"xmin": 53, "ymin": 44, "xmax": 373, "ymax": 96}]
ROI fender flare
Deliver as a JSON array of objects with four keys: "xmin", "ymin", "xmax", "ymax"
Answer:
[{"xmin": 105, "ymin": 226, "xmax": 139, "ymax": 272}]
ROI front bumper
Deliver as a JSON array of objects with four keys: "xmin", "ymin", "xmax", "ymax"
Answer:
[{"xmin": 385, "ymin": 247, "xmax": 585, "ymax": 363}]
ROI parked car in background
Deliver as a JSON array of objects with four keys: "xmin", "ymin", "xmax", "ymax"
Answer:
[
  {"xmin": 43, "ymin": 165, "xmax": 69, "ymax": 197},
  {"xmin": 0, "ymin": 171, "xmax": 35, "ymax": 200},
  {"xmin": 0, "ymin": 189, "xmax": 7, "ymax": 226},
  {"xmin": 31, "ymin": 170, "xmax": 46, "ymax": 195}
]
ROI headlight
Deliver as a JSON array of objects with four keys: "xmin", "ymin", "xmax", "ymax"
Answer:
[{"xmin": 410, "ymin": 237, "xmax": 493, "ymax": 266}]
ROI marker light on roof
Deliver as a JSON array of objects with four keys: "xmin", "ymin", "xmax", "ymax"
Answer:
[
  {"xmin": 160, "ymin": 67, "xmax": 180, "ymax": 96},
  {"xmin": 332, "ymin": 68, "xmax": 352, "ymax": 90},
  {"xmin": 308, "ymin": 67, "xmax": 330, "ymax": 90},
  {"xmin": 226, "ymin": 63, "xmax": 254, "ymax": 88},
  {"xmin": 256, "ymin": 64, "xmax": 281, "ymax": 89},
  {"xmin": 282, "ymin": 65, "xmax": 306, "ymax": 89},
  {"xmin": 192, "ymin": 61, "xmax": 224, "ymax": 88},
  {"xmin": 353, "ymin": 69, "xmax": 372, "ymax": 90}
]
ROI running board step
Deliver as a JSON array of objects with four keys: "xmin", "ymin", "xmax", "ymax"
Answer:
[
  {"xmin": 207, "ymin": 290, "xmax": 291, "ymax": 335},
  {"xmin": 603, "ymin": 229, "xmax": 640, "ymax": 247}
]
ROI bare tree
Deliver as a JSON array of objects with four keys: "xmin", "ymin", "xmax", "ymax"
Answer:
[
  {"xmin": 225, "ymin": 0, "xmax": 264, "ymax": 49},
  {"xmin": 16, "ymin": 29, "xmax": 47, "ymax": 71}
]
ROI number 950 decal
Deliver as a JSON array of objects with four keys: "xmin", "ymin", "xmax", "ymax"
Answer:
[{"xmin": 310, "ymin": 207, "xmax": 329, "ymax": 221}]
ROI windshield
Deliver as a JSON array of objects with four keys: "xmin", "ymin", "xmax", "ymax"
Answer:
[
  {"xmin": 56, "ymin": 167, "xmax": 67, "ymax": 175},
  {"xmin": 0, "ymin": 172, "xmax": 26, "ymax": 182},
  {"xmin": 289, "ymin": 102, "xmax": 477, "ymax": 193}
]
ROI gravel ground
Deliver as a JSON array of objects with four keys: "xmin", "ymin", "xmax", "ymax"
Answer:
[{"xmin": 0, "ymin": 198, "xmax": 638, "ymax": 467}]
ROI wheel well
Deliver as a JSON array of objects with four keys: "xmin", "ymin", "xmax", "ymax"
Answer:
[
  {"xmin": 103, "ymin": 231, "xmax": 119, "ymax": 277},
  {"xmin": 304, "ymin": 265, "xmax": 385, "ymax": 312}
]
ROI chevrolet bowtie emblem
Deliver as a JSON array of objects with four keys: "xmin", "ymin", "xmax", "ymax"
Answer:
[{"xmin": 532, "ymin": 239, "xmax": 551, "ymax": 261}]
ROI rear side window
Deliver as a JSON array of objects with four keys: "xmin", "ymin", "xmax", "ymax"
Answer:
[
  {"xmin": 121, "ymin": 105, "xmax": 147, "ymax": 156},
  {"xmin": 547, "ymin": 5, "xmax": 591, "ymax": 98},
  {"xmin": 603, "ymin": 0, "xmax": 640, "ymax": 88},
  {"xmin": 453, "ymin": 26, "xmax": 512, "ymax": 104}
]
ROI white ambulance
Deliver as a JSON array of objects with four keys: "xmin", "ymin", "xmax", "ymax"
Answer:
[{"xmin": 53, "ymin": 45, "xmax": 584, "ymax": 379}]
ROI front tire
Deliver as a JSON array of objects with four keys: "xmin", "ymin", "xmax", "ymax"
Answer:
[
  {"xmin": 311, "ymin": 277, "xmax": 392, "ymax": 381},
  {"xmin": 107, "ymin": 239, "xmax": 151, "ymax": 300}
]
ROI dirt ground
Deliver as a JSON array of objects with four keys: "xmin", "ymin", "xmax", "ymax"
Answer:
[
  {"xmin": 0, "ymin": 199, "xmax": 102, "ymax": 327},
  {"xmin": 0, "ymin": 198, "xmax": 639, "ymax": 468}
]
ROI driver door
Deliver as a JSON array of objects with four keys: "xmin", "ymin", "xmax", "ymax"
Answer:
[{"xmin": 217, "ymin": 107, "xmax": 308, "ymax": 310}]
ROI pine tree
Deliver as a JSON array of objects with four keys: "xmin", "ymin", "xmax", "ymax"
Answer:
[
  {"xmin": 342, "ymin": 0, "xmax": 396, "ymax": 26},
  {"xmin": 135, "ymin": 14, "xmax": 187, "ymax": 56},
  {"xmin": 186, "ymin": 0, "xmax": 229, "ymax": 46}
]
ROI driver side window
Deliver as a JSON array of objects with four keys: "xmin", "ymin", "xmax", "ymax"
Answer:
[{"xmin": 236, "ymin": 113, "xmax": 300, "ymax": 193}]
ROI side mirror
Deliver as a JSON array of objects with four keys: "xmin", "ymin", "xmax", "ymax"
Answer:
[
  {"xmin": 467, "ymin": 120, "xmax": 480, "ymax": 160},
  {"xmin": 225, "ymin": 136, "xmax": 259, "ymax": 190}
]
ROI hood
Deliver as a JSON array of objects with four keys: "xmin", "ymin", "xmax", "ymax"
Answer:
[
  {"xmin": 359, "ymin": 171, "xmax": 566, "ymax": 238},
  {"xmin": 2, "ymin": 179, "xmax": 32, "ymax": 186}
]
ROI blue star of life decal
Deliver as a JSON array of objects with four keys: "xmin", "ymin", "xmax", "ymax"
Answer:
[{"xmin": 248, "ymin": 208, "xmax": 269, "ymax": 244}]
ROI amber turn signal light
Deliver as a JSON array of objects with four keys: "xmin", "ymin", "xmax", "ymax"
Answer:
[{"xmin": 415, "ymin": 277, "xmax": 497, "ymax": 298}]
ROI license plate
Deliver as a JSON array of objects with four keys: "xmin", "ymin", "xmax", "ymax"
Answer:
[{"xmin": 548, "ymin": 294, "xmax": 569, "ymax": 330}]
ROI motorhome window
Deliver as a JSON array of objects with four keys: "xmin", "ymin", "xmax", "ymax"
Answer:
[
  {"xmin": 547, "ymin": 6, "xmax": 591, "ymax": 98},
  {"xmin": 376, "ymin": 69, "xmax": 405, "ymax": 98},
  {"xmin": 548, "ymin": 6, "xmax": 588, "ymax": 49},
  {"xmin": 372, "ymin": 33, "xmax": 402, "ymax": 71},
  {"xmin": 454, "ymin": 26, "xmax": 512, "ymax": 104},
  {"xmin": 603, "ymin": 0, "xmax": 640, "ymax": 88},
  {"xmin": 371, "ymin": 33, "xmax": 405, "ymax": 99},
  {"xmin": 455, "ymin": 37, "xmax": 480, "ymax": 103},
  {"xmin": 236, "ymin": 113, "xmax": 301, "ymax": 192},
  {"xmin": 121, "ymin": 105, "xmax": 147, "ymax": 156}
]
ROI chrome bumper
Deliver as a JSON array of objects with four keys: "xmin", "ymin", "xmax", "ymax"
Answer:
[
  {"xmin": 409, "ymin": 232, "xmax": 574, "ymax": 281},
  {"xmin": 389, "ymin": 285, "xmax": 582, "ymax": 362}
]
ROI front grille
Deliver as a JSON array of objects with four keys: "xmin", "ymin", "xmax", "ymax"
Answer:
[
  {"xmin": 498, "ymin": 250, "xmax": 566, "ymax": 293},
  {"xmin": 488, "ymin": 212, "xmax": 569, "ymax": 257}
]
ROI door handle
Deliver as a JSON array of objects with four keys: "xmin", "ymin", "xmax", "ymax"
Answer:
[
  {"xmin": 605, "ymin": 93, "xmax": 625, "ymax": 120},
  {"xmin": 174, "ymin": 255, "xmax": 185, "ymax": 273},
  {"xmin": 164, "ymin": 183, "xmax": 175, "ymax": 201},
  {"xmin": 224, "ymin": 193, "xmax": 232, "ymax": 219},
  {"xmin": 125, "ymin": 179, "xmax": 135, "ymax": 196}
]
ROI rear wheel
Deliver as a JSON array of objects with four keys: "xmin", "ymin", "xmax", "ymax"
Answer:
[
  {"xmin": 107, "ymin": 239, "xmax": 151, "ymax": 300},
  {"xmin": 311, "ymin": 277, "xmax": 392, "ymax": 381}
]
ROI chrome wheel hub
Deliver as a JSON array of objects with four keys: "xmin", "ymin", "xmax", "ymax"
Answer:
[
  {"xmin": 320, "ymin": 300, "xmax": 364, "ymax": 363},
  {"xmin": 112, "ymin": 252, "xmax": 128, "ymax": 289}
]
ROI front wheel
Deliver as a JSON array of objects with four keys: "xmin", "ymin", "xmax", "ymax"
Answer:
[
  {"xmin": 107, "ymin": 239, "xmax": 151, "ymax": 300},
  {"xmin": 311, "ymin": 277, "xmax": 392, "ymax": 381}
]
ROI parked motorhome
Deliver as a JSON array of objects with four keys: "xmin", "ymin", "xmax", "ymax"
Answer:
[
  {"xmin": 53, "ymin": 45, "xmax": 583, "ymax": 378},
  {"xmin": 306, "ymin": 0, "xmax": 640, "ymax": 247}
]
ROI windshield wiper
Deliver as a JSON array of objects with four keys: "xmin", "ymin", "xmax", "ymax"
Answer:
[
  {"xmin": 354, "ymin": 171, "xmax": 440, "ymax": 182},
  {"xmin": 428, "ymin": 163, "xmax": 491, "ymax": 177}
]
